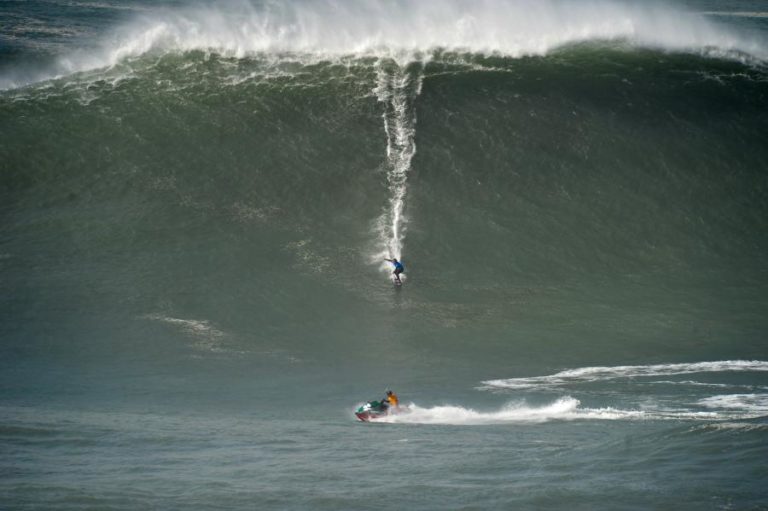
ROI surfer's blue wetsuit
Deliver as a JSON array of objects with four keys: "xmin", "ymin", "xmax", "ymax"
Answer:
[{"xmin": 386, "ymin": 258, "xmax": 404, "ymax": 283}]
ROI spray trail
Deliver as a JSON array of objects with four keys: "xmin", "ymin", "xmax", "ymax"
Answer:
[
  {"xmin": 361, "ymin": 395, "xmax": 768, "ymax": 425},
  {"xmin": 373, "ymin": 59, "xmax": 424, "ymax": 269}
]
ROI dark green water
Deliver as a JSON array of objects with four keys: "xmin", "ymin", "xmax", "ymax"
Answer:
[{"xmin": 2, "ymin": 1, "xmax": 768, "ymax": 509}]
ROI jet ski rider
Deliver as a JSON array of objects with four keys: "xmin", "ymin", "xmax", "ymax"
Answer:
[{"xmin": 381, "ymin": 389, "xmax": 399, "ymax": 411}]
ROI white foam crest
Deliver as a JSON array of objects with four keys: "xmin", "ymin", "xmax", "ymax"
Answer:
[
  {"xmin": 649, "ymin": 380, "xmax": 733, "ymax": 388},
  {"xmin": 481, "ymin": 360, "xmax": 768, "ymax": 390},
  {"xmin": 376, "ymin": 397, "xmax": 646, "ymax": 425},
  {"xmin": 4, "ymin": 0, "xmax": 766, "ymax": 90},
  {"xmin": 95, "ymin": 1, "xmax": 768, "ymax": 61}
]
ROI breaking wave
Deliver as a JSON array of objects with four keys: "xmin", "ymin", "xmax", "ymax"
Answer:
[{"xmin": 3, "ymin": 0, "xmax": 767, "ymax": 90}]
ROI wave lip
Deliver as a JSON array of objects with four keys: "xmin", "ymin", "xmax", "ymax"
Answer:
[
  {"xmin": 480, "ymin": 360, "xmax": 768, "ymax": 390},
  {"xmin": 98, "ymin": 0, "xmax": 766, "ymax": 60},
  {"xmin": 3, "ymin": 0, "xmax": 767, "ymax": 90}
]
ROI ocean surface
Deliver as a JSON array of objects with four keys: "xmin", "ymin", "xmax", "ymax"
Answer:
[{"xmin": 2, "ymin": 0, "xmax": 768, "ymax": 509}]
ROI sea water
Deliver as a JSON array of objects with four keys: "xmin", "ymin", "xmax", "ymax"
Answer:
[{"xmin": 1, "ymin": 1, "xmax": 768, "ymax": 509}]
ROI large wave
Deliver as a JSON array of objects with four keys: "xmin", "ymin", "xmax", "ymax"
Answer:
[{"xmin": 3, "ymin": 0, "xmax": 767, "ymax": 90}]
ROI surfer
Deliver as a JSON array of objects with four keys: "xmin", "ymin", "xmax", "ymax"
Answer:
[{"xmin": 385, "ymin": 258, "xmax": 404, "ymax": 284}]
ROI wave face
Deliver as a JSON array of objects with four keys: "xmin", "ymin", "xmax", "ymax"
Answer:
[
  {"xmin": 2, "ymin": 13, "xmax": 768, "ymax": 372},
  {"xmin": 2, "ymin": 0, "xmax": 768, "ymax": 365}
]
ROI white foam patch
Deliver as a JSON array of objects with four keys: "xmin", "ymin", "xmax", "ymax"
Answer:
[
  {"xmin": 373, "ymin": 397, "xmax": 647, "ymax": 425},
  {"xmin": 4, "ymin": 0, "xmax": 766, "ymax": 89},
  {"xmin": 481, "ymin": 360, "xmax": 768, "ymax": 390},
  {"xmin": 703, "ymin": 12, "xmax": 768, "ymax": 19},
  {"xmin": 649, "ymin": 380, "xmax": 733, "ymax": 388},
  {"xmin": 286, "ymin": 239, "xmax": 331, "ymax": 274},
  {"xmin": 693, "ymin": 422, "xmax": 768, "ymax": 432},
  {"xmin": 143, "ymin": 313, "xmax": 231, "ymax": 353},
  {"xmin": 698, "ymin": 394, "xmax": 768, "ymax": 414},
  {"xmin": 648, "ymin": 380, "xmax": 768, "ymax": 391}
]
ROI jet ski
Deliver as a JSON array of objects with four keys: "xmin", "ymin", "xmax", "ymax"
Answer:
[
  {"xmin": 355, "ymin": 400, "xmax": 390, "ymax": 422},
  {"xmin": 355, "ymin": 399, "xmax": 410, "ymax": 422}
]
